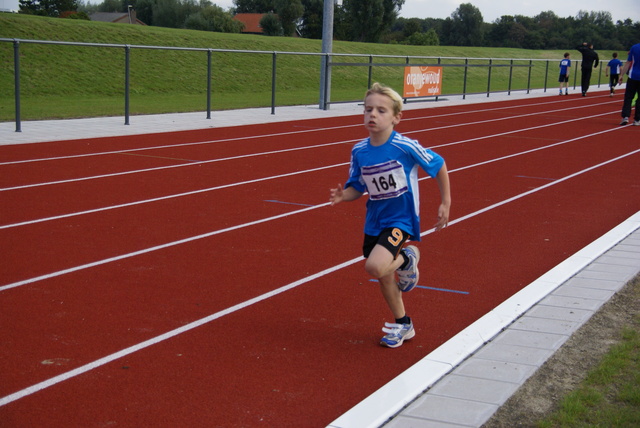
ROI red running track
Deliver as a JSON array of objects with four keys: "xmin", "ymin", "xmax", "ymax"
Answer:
[{"xmin": 1, "ymin": 93, "xmax": 639, "ymax": 427}]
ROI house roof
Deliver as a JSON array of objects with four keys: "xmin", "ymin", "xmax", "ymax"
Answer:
[{"xmin": 233, "ymin": 13, "xmax": 265, "ymax": 34}]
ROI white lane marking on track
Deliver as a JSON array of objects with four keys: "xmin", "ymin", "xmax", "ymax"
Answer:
[
  {"xmin": 0, "ymin": 163, "xmax": 349, "ymax": 230},
  {"xmin": 0, "ymin": 113, "xmax": 619, "ymax": 229},
  {"xmin": 0, "ymin": 101, "xmax": 618, "ymax": 192},
  {"xmin": 2, "ymin": 145, "xmax": 639, "ymax": 407},
  {"xmin": 0, "ymin": 130, "xmax": 634, "ymax": 291},
  {"xmin": 0, "ymin": 106, "xmax": 610, "ymax": 205},
  {"xmin": 0, "ymin": 140, "xmax": 358, "ymax": 192},
  {"xmin": 0, "ymin": 203, "xmax": 324, "ymax": 292},
  {"xmin": 1, "ymin": 96, "xmax": 610, "ymax": 167}
]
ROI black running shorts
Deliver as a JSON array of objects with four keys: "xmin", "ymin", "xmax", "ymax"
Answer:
[{"xmin": 363, "ymin": 227, "xmax": 410, "ymax": 259}]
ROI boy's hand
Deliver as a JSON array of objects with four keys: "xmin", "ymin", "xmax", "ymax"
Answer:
[
  {"xmin": 329, "ymin": 183, "xmax": 344, "ymax": 206},
  {"xmin": 434, "ymin": 203, "xmax": 450, "ymax": 231}
]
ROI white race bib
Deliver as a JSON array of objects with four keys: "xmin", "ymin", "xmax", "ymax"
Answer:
[{"xmin": 361, "ymin": 160, "xmax": 408, "ymax": 200}]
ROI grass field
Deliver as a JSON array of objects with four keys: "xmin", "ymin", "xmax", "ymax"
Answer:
[{"xmin": 0, "ymin": 13, "xmax": 615, "ymax": 121}]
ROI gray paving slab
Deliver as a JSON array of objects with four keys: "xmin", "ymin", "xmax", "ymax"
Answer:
[
  {"xmin": 575, "ymin": 268, "xmax": 635, "ymax": 282},
  {"xmin": 390, "ymin": 395, "xmax": 499, "ymax": 427},
  {"xmin": 453, "ymin": 359, "xmax": 537, "ymax": 384},
  {"xmin": 564, "ymin": 276, "xmax": 628, "ymax": 291},
  {"xmin": 472, "ymin": 343, "xmax": 556, "ymax": 367},
  {"xmin": 539, "ymin": 294, "xmax": 606, "ymax": 311},
  {"xmin": 550, "ymin": 284, "xmax": 615, "ymax": 300},
  {"xmin": 508, "ymin": 315, "xmax": 580, "ymax": 336},
  {"xmin": 492, "ymin": 329, "xmax": 568, "ymax": 351}
]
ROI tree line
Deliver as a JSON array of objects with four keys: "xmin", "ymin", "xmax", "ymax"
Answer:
[{"xmin": 18, "ymin": 0, "xmax": 640, "ymax": 50}]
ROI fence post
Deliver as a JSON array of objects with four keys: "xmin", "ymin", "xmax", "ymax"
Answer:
[
  {"xmin": 322, "ymin": 53, "xmax": 330, "ymax": 110},
  {"xmin": 367, "ymin": 55, "xmax": 373, "ymax": 89},
  {"xmin": 544, "ymin": 60, "xmax": 549, "ymax": 92},
  {"xmin": 508, "ymin": 59, "xmax": 513, "ymax": 95},
  {"xmin": 206, "ymin": 49, "xmax": 212, "ymax": 120},
  {"xmin": 486, "ymin": 58, "xmax": 492, "ymax": 97},
  {"xmin": 13, "ymin": 39, "xmax": 21, "ymax": 133},
  {"xmin": 436, "ymin": 57, "xmax": 441, "ymax": 102},
  {"xmin": 527, "ymin": 59, "xmax": 532, "ymax": 94},
  {"xmin": 124, "ymin": 45, "xmax": 130, "ymax": 125},
  {"xmin": 271, "ymin": 52, "xmax": 277, "ymax": 115},
  {"xmin": 463, "ymin": 58, "xmax": 468, "ymax": 100},
  {"xmin": 403, "ymin": 56, "xmax": 409, "ymax": 104}
]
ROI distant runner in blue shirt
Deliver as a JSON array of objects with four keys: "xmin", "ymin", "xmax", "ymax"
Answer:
[
  {"xmin": 558, "ymin": 52, "xmax": 571, "ymax": 95},
  {"xmin": 606, "ymin": 53, "xmax": 623, "ymax": 96},
  {"xmin": 619, "ymin": 43, "xmax": 640, "ymax": 125},
  {"xmin": 329, "ymin": 82, "xmax": 451, "ymax": 348}
]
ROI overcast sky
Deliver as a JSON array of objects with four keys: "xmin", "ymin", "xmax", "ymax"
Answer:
[
  {"xmin": 396, "ymin": 0, "xmax": 639, "ymax": 23},
  {"xmin": 1, "ymin": 0, "xmax": 638, "ymax": 24},
  {"xmin": 217, "ymin": 0, "xmax": 638, "ymax": 23}
]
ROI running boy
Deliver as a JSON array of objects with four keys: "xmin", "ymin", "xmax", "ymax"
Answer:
[
  {"xmin": 329, "ymin": 83, "xmax": 451, "ymax": 348},
  {"xmin": 606, "ymin": 52, "xmax": 623, "ymax": 96},
  {"xmin": 559, "ymin": 52, "xmax": 571, "ymax": 95}
]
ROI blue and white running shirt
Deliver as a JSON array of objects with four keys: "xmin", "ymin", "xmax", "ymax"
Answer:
[
  {"xmin": 627, "ymin": 43, "xmax": 640, "ymax": 80},
  {"xmin": 345, "ymin": 131, "xmax": 444, "ymax": 241},
  {"xmin": 608, "ymin": 58, "xmax": 622, "ymax": 75}
]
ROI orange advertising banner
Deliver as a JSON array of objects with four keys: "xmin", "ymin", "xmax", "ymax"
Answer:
[{"xmin": 403, "ymin": 66, "xmax": 442, "ymax": 98}]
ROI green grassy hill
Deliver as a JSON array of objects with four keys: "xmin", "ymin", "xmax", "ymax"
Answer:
[{"xmin": 0, "ymin": 13, "xmax": 607, "ymax": 120}]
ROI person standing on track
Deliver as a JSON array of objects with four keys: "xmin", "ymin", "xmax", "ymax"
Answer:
[
  {"xmin": 576, "ymin": 42, "xmax": 599, "ymax": 96},
  {"xmin": 606, "ymin": 52, "xmax": 623, "ymax": 97},
  {"xmin": 329, "ymin": 82, "xmax": 451, "ymax": 348},
  {"xmin": 619, "ymin": 42, "xmax": 640, "ymax": 126},
  {"xmin": 558, "ymin": 52, "xmax": 571, "ymax": 96}
]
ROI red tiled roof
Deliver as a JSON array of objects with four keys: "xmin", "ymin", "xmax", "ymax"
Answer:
[{"xmin": 233, "ymin": 13, "xmax": 266, "ymax": 33}]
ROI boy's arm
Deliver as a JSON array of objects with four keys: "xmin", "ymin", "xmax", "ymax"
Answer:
[
  {"xmin": 620, "ymin": 62, "xmax": 631, "ymax": 83},
  {"xmin": 330, "ymin": 183, "xmax": 362, "ymax": 206},
  {"xmin": 434, "ymin": 163, "xmax": 451, "ymax": 231}
]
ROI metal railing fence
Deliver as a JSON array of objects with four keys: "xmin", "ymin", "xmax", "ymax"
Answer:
[{"xmin": 1, "ymin": 38, "xmax": 603, "ymax": 132}]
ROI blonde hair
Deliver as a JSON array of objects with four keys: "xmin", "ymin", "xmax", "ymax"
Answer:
[{"xmin": 365, "ymin": 82, "xmax": 403, "ymax": 116}]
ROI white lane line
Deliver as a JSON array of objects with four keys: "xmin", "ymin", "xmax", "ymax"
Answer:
[
  {"xmin": 0, "ymin": 102, "xmax": 616, "ymax": 192},
  {"xmin": 0, "ymin": 203, "xmax": 325, "ymax": 292},
  {"xmin": 0, "ymin": 140, "xmax": 356, "ymax": 192},
  {"xmin": 2, "ymin": 145, "xmax": 638, "ymax": 407},
  {"xmin": 0, "ymin": 123, "xmax": 357, "ymax": 166},
  {"xmin": 0, "ymin": 127, "xmax": 627, "ymax": 289},
  {"xmin": 0, "ymin": 111, "xmax": 614, "ymax": 230},
  {"xmin": 0, "ymin": 163, "xmax": 348, "ymax": 230},
  {"xmin": 1, "ymin": 96, "xmax": 608, "ymax": 166},
  {"xmin": 0, "ymin": 257, "xmax": 361, "ymax": 408}
]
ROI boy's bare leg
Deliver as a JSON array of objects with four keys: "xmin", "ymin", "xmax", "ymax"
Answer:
[
  {"xmin": 379, "ymin": 273, "xmax": 406, "ymax": 319},
  {"xmin": 365, "ymin": 244, "xmax": 407, "ymax": 319},
  {"xmin": 365, "ymin": 244, "xmax": 404, "ymax": 278}
]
